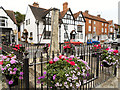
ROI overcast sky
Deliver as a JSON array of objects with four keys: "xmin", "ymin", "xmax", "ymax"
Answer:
[{"xmin": 0, "ymin": 0, "xmax": 119, "ymax": 24}]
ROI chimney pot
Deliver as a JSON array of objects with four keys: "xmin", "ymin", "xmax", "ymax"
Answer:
[
  {"xmin": 97, "ymin": 14, "xmax": 100, "ymax": 17},
  {"xmin": 63, "ymin": 2, "xmax": 68, "ymax": 11},
  {"xmin": 85, "ymin": 10, "xmax": 89, "ymax": 14},
  {"xmin": 33, "ymin": 2, "xmax": 39, "ymax": 7}
]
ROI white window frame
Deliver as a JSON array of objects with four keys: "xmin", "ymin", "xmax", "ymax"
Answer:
[
  {"xmin": 89, "ymin": 20, "xmax": 91, "ymax": 24},
  {"xmin": 0, "ymin": 18, "xmax": 6, "ymax": 26},
  {"xmin": 94, "ymin": 27, "xmax": 96, "ymax": 32},
  {"xmin": 94, "ymin": 21, "xmax": 96, "ymax": 25},
  {"xmin": 102, "ymin": 23, "xmax": 104, "ymax": 26},
  {"xmin": 102, "ymin": 28, "xmax": 104, "ymax": 32},
  {"xmin": 110, "ymin": 28, "xmax": 113, "ymax": 32},
  {"xmin": 105, "ymin": 28, "xmax": 107, "ymax": 33},
  {"xmin": 88, "ymin": 26, "xmax": 91, "ymax": 32}
]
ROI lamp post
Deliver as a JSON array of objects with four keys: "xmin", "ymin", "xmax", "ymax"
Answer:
[{"xmin": 35, "ymin": 20, "xmax": 39, "ymax": 43}]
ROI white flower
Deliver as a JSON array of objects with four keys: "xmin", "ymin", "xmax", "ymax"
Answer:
[
  {"xmin": 106, "ymin": 57, "xmax": 108, "ymax": 59},
  {"xmin": 83, "ymin": 80, "xmax": 87, "ymax": 83},
  {"xmin": 64, "ymin": 82, "xmax": 67, "ymax": 85},
  {"xmin": 73, "ymin": 70, "xmax": 76, "ymax": 73},
  {"xmin": 59, "ymin": 84, "xmax": 62, "ymax": 86},
  {"xmin": 65, "ymin": 74, "xmax": 69, "ymax": 77},
  {"xmin": 79, "ymin": 80, "xmax": 81, "ymax": 86},
  {"xmin": 77, "ymin": 72, "xmax": 80, "ymax": 75},
  {"xmin": 75, "ymin": 64, "xmax": 77, "ymax": 66},
  {"xmin": 83, "ymin": 69, "xmax": 85, "ymax": 72},
  {"xmin": 75, "ymin": 68, "xmax": 77, "ymax": 70},
  {"xmin": 67, "ymin": 78, "xmax": 71, "ymax": 82},
  {"xmin": 6, "ymin": 64, "xmax": 10, "ymax": 67},
  {"xmin": 70, "ymin": 83, "xmax": 72, "ymax": 87},
  {"xmin": 76, "ymin": 82, "xmax": 80, "ymax": 87},
  {"xmin": 65, "ymin": 85, "xmax": 69, "ymax": 88}
]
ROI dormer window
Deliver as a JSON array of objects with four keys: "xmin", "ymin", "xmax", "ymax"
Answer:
[{"xmin": 67, "ymin": 14, "xmax": 71, "ymax": 19}]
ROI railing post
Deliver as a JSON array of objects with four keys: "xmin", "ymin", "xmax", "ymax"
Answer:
[
  {"xmin": 23, "ymin": 50, "xmax": 29, "ymax": 90},
  {"xmin": 114, "ymin": 46, "xmax": 118, "ymax": 76},
  {"xmin": 96, "ymin": 52, "xmax": 100, "ymax": 78}
]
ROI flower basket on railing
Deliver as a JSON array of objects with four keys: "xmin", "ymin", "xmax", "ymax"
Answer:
[
  {"xmin": 37, "ymin": 55, "xmax": 90, "ymax": 89},
  {"xmin": 92, "ymin": 44, "xmax": 102, "ymax": 57},
  {"xmin": 101, "ymin": 47, "xmax": 120, "ymax": 67}
]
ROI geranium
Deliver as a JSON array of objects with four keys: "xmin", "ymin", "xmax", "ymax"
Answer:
[
  {"xmin": 1, "ymin": 53, "xmax": 23, "ymax": 85},
  {"xmin": 92, "ymin": 44, "xmax": 102, "ymax": 52},
  {"xmin": 101, "ymin": 47, "xmax": 120, "ymax": 67},
  {"xmin": 37, "ymin": 55, "xmax": 90, "ymax": 89}
]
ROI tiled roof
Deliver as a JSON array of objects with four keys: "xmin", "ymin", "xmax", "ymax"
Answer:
[
  {"xmin": 73, "ymin": 11, "xmax": 82, "ymax": 19},
  {"xmin": 29, "ymin": 5, "xmax": 51, "ymax": 21},
  {"xmin": 60, "ymin": 8, "xmax": 69, "ymax": 19},
  {"xmin": 82, "ymin": 12, "xmax": 109, "ymax": 23},
  {"xmin": 5, "ymin": 10, "xmax": 17, "ymax": 24}
]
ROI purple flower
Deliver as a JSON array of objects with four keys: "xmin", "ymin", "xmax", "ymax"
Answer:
[
  {"xmin": 70, "ymin": 55, "xmax": 74, "ymax": 58},
  {"xmin": 2, "ymin": 56, "xmax": 7, "ymax": 59},
  {"xmin": 87, "ymin": 73, "xmax": 89, "ymax": 76},
  {"xmin": 10, "ymin": 59, "xmax": 16, "ymax": 64},
  {"xmin": 42, "ymin": 76, "xmax": 45, "ymax": 78},
  {"xmin": 12, "ymin": 71, "xmax": 16, "ymax": 75},
  {"xmin": 13, "ymin": 68, "xmax": 17, "ymax": 71},
  {"xmin": 8, "ymin": 80, "xmax": 13, "ymax": 85},
  {"xmin": 20, "ymin": 72, "xmax": 23, "ymax": 75},
  {"xmin": 19, "ymin": 76, "xmax": 23, "ymax": 79},
  {"xmin": 1, "ymin": 68, "xmax": 4, "ymax": 71},
  {"xmin": 54, "ymin": 57, "xmax": 59, "ymax": 62},
  {"xmin": 8, "ymin": 68, "xmax": 12, "ymax": 71},
  {"xmin": 43, "ymin": 71, "xmax": 46, "ymax": 74},
  {"xmin": 53, "ymin": 75, "xmax": 56, "ymax": 80},
  {"xmin": 37, "ymin": 80, "xmax": 40, "ymax": 84},
  {"xmin": 77, "ymin": 67, "xmax": 80, "ymax": 69},
  {"xmin": 10, "ymin": 71, "xmax": 13, "ymax": 74},
  {"xmin": 38, "ymin": 76, "xmax": 42, "ymax": 79}
]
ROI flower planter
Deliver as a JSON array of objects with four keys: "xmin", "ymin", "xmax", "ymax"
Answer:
[
  {"xmin": 5, "ymin": 75, "xmax": 18, "ymax": 87},
  {"xmin": 102, "ymin": 62, "xmax": 112, "ymax": 67}
]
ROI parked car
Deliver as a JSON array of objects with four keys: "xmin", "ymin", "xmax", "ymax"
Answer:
[
  {"xmin": 104, "ymin": 39, "xmax": 114, "ymax": 44},
  {"xmin": 64, "ymin": 39, "xmax": 83, "ymax": 45},
  {"xmin": 87, "ymin": 39, "xmax": 100, "ymax": 45}
]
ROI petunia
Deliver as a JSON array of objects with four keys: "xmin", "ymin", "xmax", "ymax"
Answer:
[
  {"xmin": 70, "ymin": 61, "xmax": 75, "ymax": 66},
  {"xmin": 20, "ymin": 72, "xmax": 23, "ymax": 75},
  {"xmin": 2, "ymin": 56, "xmax": 7, "ymax": 59},
  {"xmin": 43, "ymin": 71, "xmax": 46, "ymax": 74},
  {"xmin": 0, "ymin": 61, "xmax": 3, "ymax": 65},
  {"xmin": 10, "ymin": 59, "xmax": 16, "ymax": 64},
  {"xmin": 19, "ymin": 76, "xmax": 23, "ymax": 79},
  {"xmin": 12, "ymin": 71, "xmax": 16, "ymax": 75},
  {"xmin": 49, "ymin": 61, "xmax": 53, "ymax": 64},
  {"xmin": 0, "ymin": 47, "xmax": 2, "ymax": 50},
  {"xmin": 8, "ymin": 80, "xmax": 13, "ymax": 85},
  {"xmin": 54, "ymin": 57, "xmax": 59, "ymax": 62},
  {"xmin": 13, "ymin": 68, "xmax": 17, "ymax": 71}
]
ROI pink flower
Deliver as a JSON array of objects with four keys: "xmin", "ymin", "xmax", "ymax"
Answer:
[
  {"xmin": 10, "ymin": 71, "xmax": 13, "ymax": 74},
  {"xmin": 94, "ymin": 45, "xmax": 97, "ymax": 47},
  {"xmin": 2, "ymin": 56, "xmax": 7, "ymax": 59},
  {"xmin": 19, "ymin": 76, "xmax": 23, "ymax": 79},
  {"xmin": 20, "ymin": 72, "xmax": 23, "ymax": 75},
  {"xmin": 0, "ymin": 61, "xmax": 3, "ymax": 65},
  {"xmin": 49, "ymin": 61, "xmax": 53, "ymax": 64},
  {"xmin": 8, "ymin": 80, "xmax": 13, "ymax": 85},
  {"xmin": 13, "ymin": 48, "xmax": 17, "ymax": 51},
  {"xmin": 13, "ymin": 68, "xmax": 17, "ymax": 71},
  {"xmin": 10, "ymin": 59, "xmax": 16, "ymax": 64},
  {"xmin": 69, "ymin": 58, "xmax": 72, "ymax": 60},
  {"xmin": 114, "ymin": 50, "xmax": 118, "ymax": 53},
  {"xmin": 12, "ymin": 71, "xmax": 16, "ymax": 74},
  {"xmin": 0, "ymin": 47, "xmax": 2, "ymax": 50},
  {"xmin": 54, "ymin": 57, "xmax": 59, "ymax": 62}
]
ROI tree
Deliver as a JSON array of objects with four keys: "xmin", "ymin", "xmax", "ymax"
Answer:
[{"xmin": 14, "ymin": 11, "xmax": 25, "ymax": 32}]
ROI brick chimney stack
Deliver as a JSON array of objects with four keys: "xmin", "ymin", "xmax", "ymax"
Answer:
[
  {"xmin": 85, "ymin": 10, "xmax": 89, "ymax": 14},
  {"xmin": 63, "ymin": 2, "xmax": 68, "ymax": 11},
  {"xmin": 33, "ymin": 2, "xmax": 39, "ymax": 7},
  {"xmin": 97, "ymin": 14, "xmax": 101, "ymax": 17}
]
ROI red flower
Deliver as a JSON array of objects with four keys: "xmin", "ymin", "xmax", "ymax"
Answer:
[
  {"xmin": 63, "ymin": 46, "xmax": 67, "ymax": 49},
  {"xmin": 68, "ymin": 58, "xmax": 72, "ymax": 60},
  {"xmin": 59, "ymin": 55, "xmax": 63, "ymax": 59},
  {"xmin": 98, "ymin": 44, "xmax": 101, "ymax": 47},
  {"xmin": 0, "ymin": 47, "xmax": 2, "ymax": 50},
  {"xmin": 7, "ymin": 56, "xmax": 12, "ymax": 59},
  {"xmin": 94, "ymin": 45, "xmax": 97, "ymax": 47},
  {"xmin": 106, "ymin": 48, "xmax": 109, "ymax": 51},
  {"xmin": 0, "ymin": 61, "xmax": 3, "ymax": 65},
  {"xmin": 13, "ymin": 48, "xmax": 17, "ymax": 51},
  {"xmin": 17, "ymin": 47, "xmax": 20, "ymax": 50},
  {"xmin": 114, "ymin": 50, "xmax": 118, "ymax": 53},
  {"xmin": 19, "ymin": 44, "xmax": 22, "ymax": 47},
  {"xmin": 49, "ymin": 61, "xmax": 53, "ymax": 64},
  {"xmin": 70, "ymin": 61, "xmax": 75, "ymax": 66},
  {"xmin": 15, "ymin": 45, "xmax": 18, "ymax": 47},
  {"xmin": 66, "ymin": 60, "xmax": 70, "ymax": 63},
  {"xmin": 48, "ymin": 43, "xmax": 50, "ymax": 47}
]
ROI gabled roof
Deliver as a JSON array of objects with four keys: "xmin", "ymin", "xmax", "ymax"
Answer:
[
  {"xmin": 59, "ymin": 8, "xmax": 75, "ymax": 20},
  {"xmin": 0, "ymin": 7, "xmax": 17, "ymax": 24},
  {"xmin": 6, "ymin": 10, "xmax": 17, "ymax": 24},
  {"xmin": 73, "ymin": 11, "xmax": 86, "ymax": 22},
  {"xmin": 82, "ymin": 12, "xmax": 109, "ymax": 23},
  {"xmin": 29, "ymin": 5, "xmax": 52, "ymax": 21}
]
